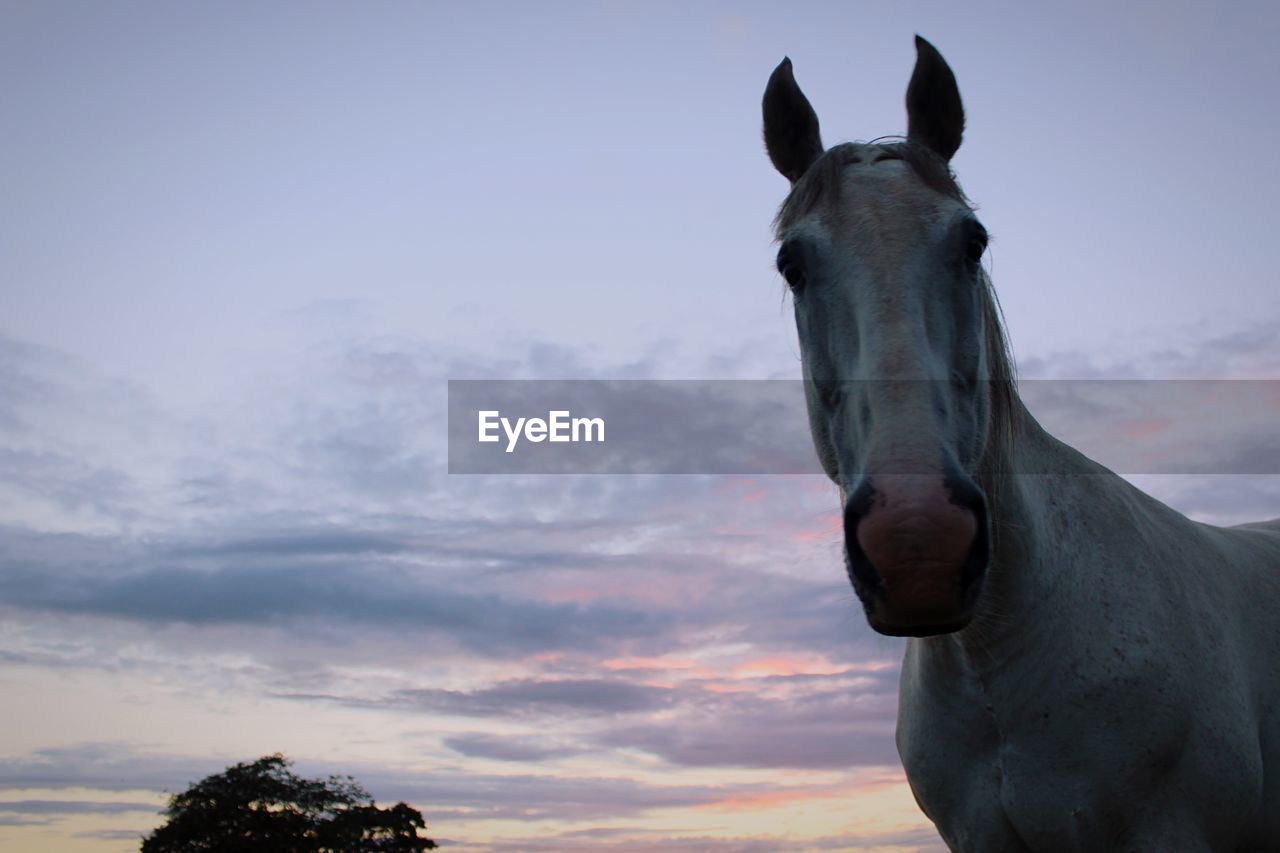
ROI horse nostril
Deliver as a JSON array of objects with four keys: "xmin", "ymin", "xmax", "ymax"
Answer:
[
  {"xmin": 842, "ymin": 479, "xmax": 885, "ymax": 602},
  {"xmin": 943, "ymin": 473, "xmax": 990, "ymax": 593}
]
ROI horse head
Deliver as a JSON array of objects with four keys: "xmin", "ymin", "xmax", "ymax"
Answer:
[{"xmin": 763, "ymin": 37, "xmax": 1013, "ymax": 637}]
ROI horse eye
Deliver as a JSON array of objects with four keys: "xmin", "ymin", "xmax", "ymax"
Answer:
[
  {"xmin": 777, "ymin": 243, "xmax": 806, "ymax": 289},
  {"xmin": 965, "ymin": 229, "xmax": 988, "ymax": 266}
]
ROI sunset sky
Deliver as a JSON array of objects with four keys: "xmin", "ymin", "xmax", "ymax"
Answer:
[{"xmin": 4, "ymin": 2, "xmax": 1280, "ymax": 851}]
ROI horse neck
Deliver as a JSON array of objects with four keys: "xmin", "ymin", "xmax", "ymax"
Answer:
[{"xmin": 959, "ymin": 395, "xmax": 1142, "ymax": 660}]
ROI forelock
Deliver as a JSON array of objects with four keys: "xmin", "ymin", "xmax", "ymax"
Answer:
[{"xmin": 772, "ymin": 140, "xmax": 970, "ymax": 236}]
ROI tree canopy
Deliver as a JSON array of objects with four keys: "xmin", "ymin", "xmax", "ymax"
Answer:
[{"xmin": 140, "ymin": 753, "xmax": 437, "ymax": 852}]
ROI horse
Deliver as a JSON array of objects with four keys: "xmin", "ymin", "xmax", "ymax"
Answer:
[{"xmin": 761, "ymin": 36, "xmax": 1280, "ymax": 852}]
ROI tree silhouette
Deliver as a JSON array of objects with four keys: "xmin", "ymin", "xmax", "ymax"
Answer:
[{"xmin": 140, "ymin": 753, "xmax": 437, "ymax": 852}]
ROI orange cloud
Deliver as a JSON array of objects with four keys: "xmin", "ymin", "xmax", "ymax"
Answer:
[
  {"xmin": 792, "ymin": 511, "xmax": 842, "ymax": 542},
  {"xmin": 730, "ymin": 654, "xmax": 847, "ymax": 679},
  {"xmin": 696, "ymin": 784, "xmax": 845, "ymax": 812}
]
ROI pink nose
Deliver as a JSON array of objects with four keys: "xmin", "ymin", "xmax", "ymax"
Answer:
[{"xmin": 849, "ymin": 476, "xmax": 983, "ymax": 633}]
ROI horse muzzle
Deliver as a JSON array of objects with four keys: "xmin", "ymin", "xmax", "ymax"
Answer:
[{"xmin": 843, "ymin": 472, "xmax": 989, "ymax": 636}]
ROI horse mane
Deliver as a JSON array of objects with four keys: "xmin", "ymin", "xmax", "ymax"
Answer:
[
  {"xmin": 976, "ymin": 266, "xmax": 1019, "ymax": 477},
  {"xmin": 772, "ymin": 139, "xmax": 1020, "ymax": 474}
]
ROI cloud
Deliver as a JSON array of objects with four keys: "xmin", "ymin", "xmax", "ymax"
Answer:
[
  {"xmin": 288, "ymin": 665, "xmax": 902, "ymax": 772},
  {"xmin": 594, "ymin": 669, "xmax": 901, "ymax": 770},
  {"xmin": 75, "ymin": 828, "xmax": 153, "ymax": 842},
  {"xmin": 0, "ymin": 452, "xmax": 880, "ymax": 667},
  {"xmin": 436, "ymin": 825, "xmax": 947, "ymax": 853},
  {"xmin": 0, "ymin": 743, "xmax": 862, "ymax": 825},
  {"xmin": 347, "ymin": 769, "xmax": 828, "ymax": 823},
  {"xmin": 0, "ymin": 336, "xmax": 167, "ymax": 529},
  {"xmin": 0, "ymin": 744, "xmax": 216, "ymax": 794},
  {"xmin": 0, "ymin": 800, "xmax": 157, "ymax": 816},
  {"xmin": 442, "ymin": 734, "xmax": 584, "ymax": 763},
  {"xmin": 1014, "ymin": 379, "xmax": 1280, "ymax": 475},
  {"xmin": 0, "ymin": 524, "xmax": 685, "ymax": 658},
  {"xmin": 398, "ymin": 678, "xmax": 675, "ymax": 717},
  {"xmin": 8, "ymin": 324, "xmax": 1275, "ymax": 849},
  {"xmin": 1122, "ymin": 475, "xmax": 1280, "ymax": 526},
  {"xmin": 1017, "ymin": 317, "xmax": 1280, "ymax": 380}
]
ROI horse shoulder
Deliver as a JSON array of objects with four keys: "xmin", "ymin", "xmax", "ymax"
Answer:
[{"xmin": 1203, "ymin": 519, "xmax": 1280, "ymax": 847}]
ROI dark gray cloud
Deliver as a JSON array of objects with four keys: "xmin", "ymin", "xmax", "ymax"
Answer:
[
  {"xmin": 442, "ymin": 733, "xmax": 584, "ymax": 763},
  {"xmin": 0, "ymin": 525, "xmax": 680, "ymax": 658},
  {"xmin": 0, "ymin": 816, "xmax": 45, "ymax": 827},
  {"xmin": 0, "ymin": 744, "xmax": 219, "ymax": 794},
  {"xmin": 290, "ymin": 677, "xmax": 680, "ymax": 722},
  {"xmin": 397, "ymin": 678, "xmax": 675, "ymax": 718},
  {"xmin": 0, "ymin": 799, "xmax": 157, "ymax": 816}
]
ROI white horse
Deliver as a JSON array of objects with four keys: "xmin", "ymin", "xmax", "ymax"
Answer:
[{"xmin": 762, "ymin": 36, "xmax": 1280, "ymax": 852}]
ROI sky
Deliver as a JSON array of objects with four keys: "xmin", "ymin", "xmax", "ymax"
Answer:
[{"xmin": 2, "ymin": 1, "xmax": 1280, "ymax": 851}]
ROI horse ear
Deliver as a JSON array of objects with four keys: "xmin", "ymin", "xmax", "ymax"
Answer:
[
  {"xmin": 905, "ymin": 35, "xmax": 964, "ymax": 162},
  {"xmin": 763, "ymin": 57, "xmax": 824, "ymax": 183}
]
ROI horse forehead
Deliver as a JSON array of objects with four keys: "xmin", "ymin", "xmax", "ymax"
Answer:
[{"xmin": 833, "ymin": 162, "xmax": 959, "ymax": 233}]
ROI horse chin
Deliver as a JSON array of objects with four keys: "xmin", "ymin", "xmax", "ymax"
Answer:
[
  {"xmin": 858, "ymin": 555, "xmax": 986, "ymax": 636},
  {"xmin": 851, "ymin": 557, "xmax": 987, "ymax": 637},
  {"xmin": 865, "ymin": 605, "xmax": 975, "ymax": 637}
]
